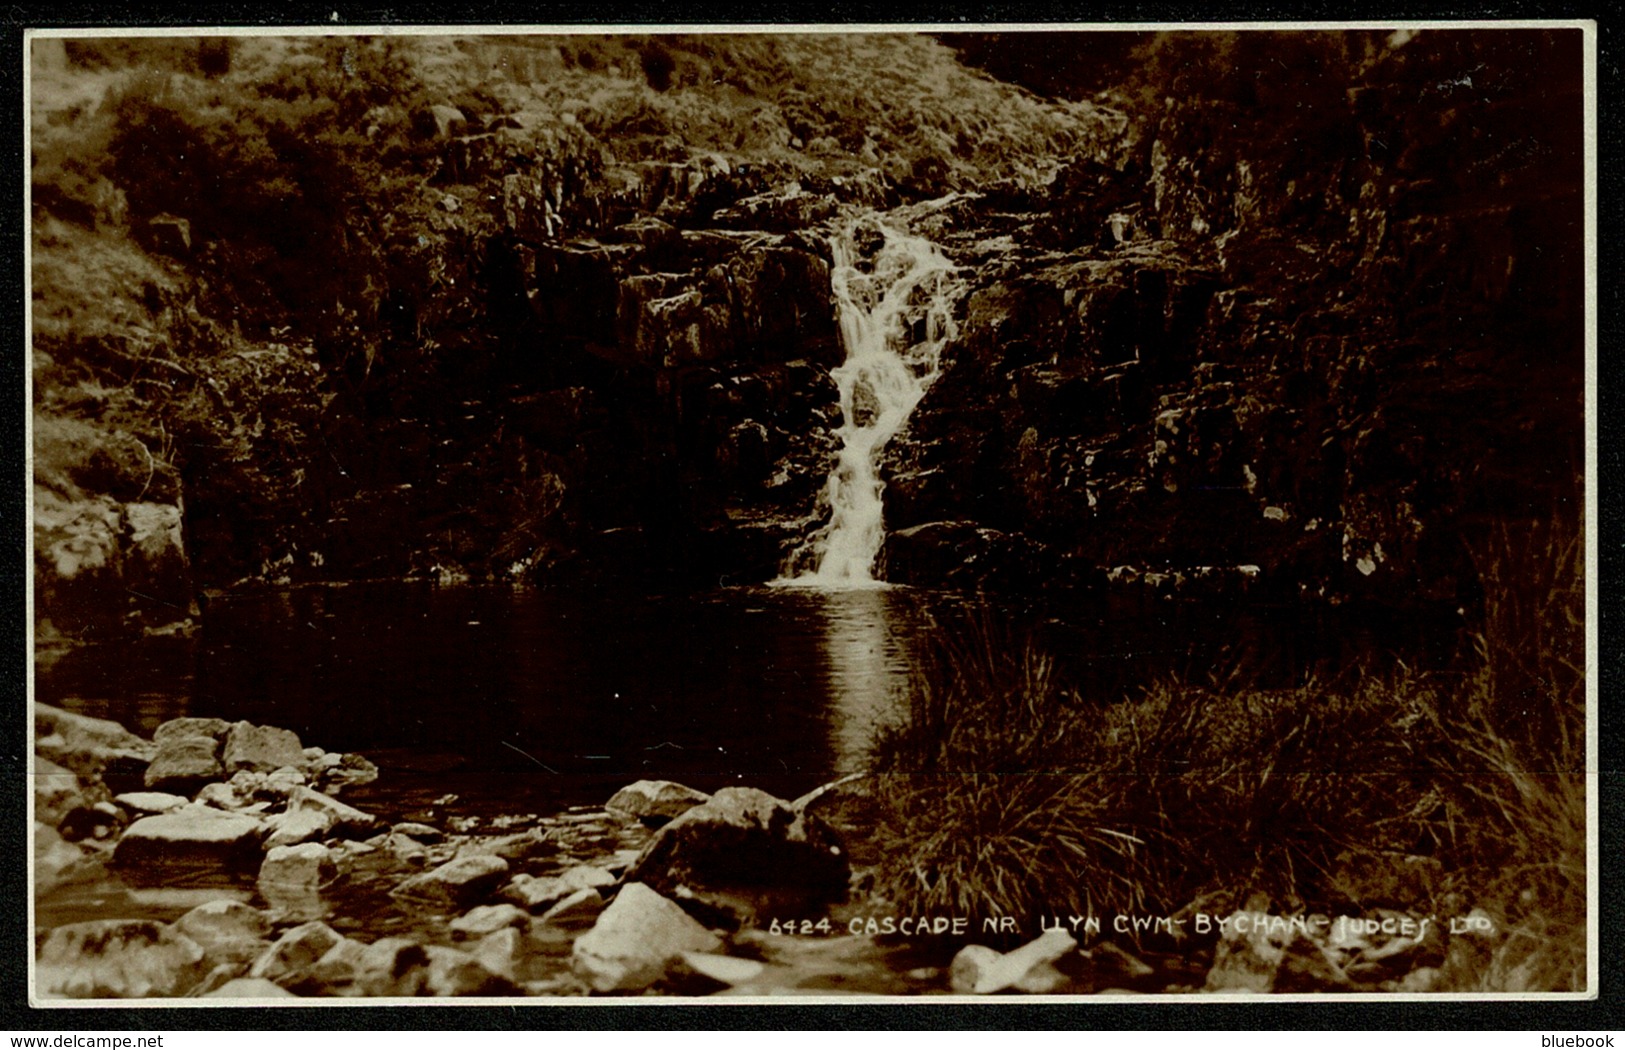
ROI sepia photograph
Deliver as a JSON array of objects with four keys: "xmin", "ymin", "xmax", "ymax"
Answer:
[{"xmin": 25, "ymin": 22, "xmax": 1595, "ymax": 1004}]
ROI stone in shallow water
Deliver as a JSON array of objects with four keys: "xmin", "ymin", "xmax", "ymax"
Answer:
[
  {"xmin": 222, "ymin": 722, "xmax": 306, "ymax": 775},
  {"xmin": 450, "ymin": 903, "xmax": 530, "ymax": 940},
  {"xmin": 286, "ymin": 785, "xmax": 383, "ymax": 838},
  {"xmin": 606, "ymin": 779, "xmax": 711, "ymax": 826},
  {"xmin": 112, "ymin": 805, "xmax": 265, "ymax": 873},
  {"xmin": 36, "ymin": 919, "xmax": 207, "ymax": 999},
  {"xmin": 392, "ymin": 854, "xmax": 510, "ymax": 906},
  {"xmin": 457, "ymin": 828, "xmax": 553, "ymax": 863},
  {"xmin": 259, "ymin": 842, "xmax": 338, "ymax": 889},
  {"xmin": 502, "ymin": 866, "xmax": 615, "ymax": 912},
  {"xmin": 570, "ymin": 882, "xmax": 722, "ymax": 993},
  {"xmin": 263, "ymin": 808, "xmax": 334, "ymax": 849},
  {"xmin": 392, "ymin": 821, "xmax": 444, "ymax": 843},
  {"xmin": 538, "ymin": 887, "xmax": 607, "ymax": 927}
]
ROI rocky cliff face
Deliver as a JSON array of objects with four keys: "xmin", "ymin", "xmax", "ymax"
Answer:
[
  {"xmin": 30, "ymin": 29, "xmax": 1583, "ymax": 637},
  {"xmin": 885, "ymin": 29, "xmax": 1584, "ymax": 611}
]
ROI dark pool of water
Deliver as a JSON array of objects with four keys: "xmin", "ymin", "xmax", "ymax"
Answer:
[{"xmin": 36, "ymin": 580, "xmax": 1443, "ymax": 826}]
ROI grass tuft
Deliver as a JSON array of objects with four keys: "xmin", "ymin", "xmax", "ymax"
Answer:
[{"xmin": 864, "ymin": 519, "xmax": 1586, "ymax": 990}]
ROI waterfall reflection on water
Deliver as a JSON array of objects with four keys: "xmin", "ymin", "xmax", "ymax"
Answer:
[{"xmin": 808, "ymin": 587, "xmax": 918, "ymax": 775}]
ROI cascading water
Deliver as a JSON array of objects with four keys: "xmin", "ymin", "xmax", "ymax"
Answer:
[{"xmin": 778, "ymin": 214, "xmax": 965, "ymax": 588}]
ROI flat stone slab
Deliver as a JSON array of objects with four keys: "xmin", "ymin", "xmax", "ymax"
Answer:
[
  {"xmin": 113, "ymin": 792, "xmax": 189, "ymax": 816},
  {"xmin": 112, "ymin": 806, "xmax": 265, "ymax": 873}
]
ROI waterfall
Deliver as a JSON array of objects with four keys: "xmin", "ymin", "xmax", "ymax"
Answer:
[{"xmin": 778, "ymin": 214, "xmax": 964, "ymax": 588}]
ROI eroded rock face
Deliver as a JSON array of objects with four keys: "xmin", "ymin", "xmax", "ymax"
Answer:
[
  {"xmin": 624, "ymin": 787, "xmax": 849, "ymax": 909},
  {"xmin": 37, "ymin": 920, "xmax": 207, "ymax": 999}
]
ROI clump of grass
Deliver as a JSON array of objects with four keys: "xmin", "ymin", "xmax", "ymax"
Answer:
[
  {"xmin": 868, "ymin": 619, "xmax": 1450, "ymax": 926},
  {"xmin": 865, "ymin": 516, "xmax": 1586, "ymax": 991}
]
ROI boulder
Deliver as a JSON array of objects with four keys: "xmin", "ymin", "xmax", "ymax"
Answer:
[
  {"xmin": 248, "ymin": 921, "xmax": 343, "ymax": 987},
  {"xmin": 173, "ymin": 899, "xmax": 272, "ymax": 972},
  {"xmin": 624, "ymin": 787, "xmax": 849, "ymax": 907},
  {"xmin": 422, "ymin": 944, "xmax": 516, "ymax": 997},
  {"xmin": 112, "ymin": 791, "xmax": 188, "ymax": 816},
  {"xmin": 286, "ymin": 785, "xmax": 383, "ymax": 838},
  {"xmin": 263, "ymin": 808, "xmax": 334, "ymax": 849},
  {"xmin": 502, "ymin": 866, "xmax": 615, "ymax": 912},
  {"xmin": 36, "ymin": 919, "xmax": 207, "ymax": 999},
  {"xmin": 571, "ymin": 882, "xmax": 723, "ymax": 993},
  {"xmin": 605, "ymin": 779, "xmax": 711, "ymax": 826},
  {"xmin": 258, "ymin": 843, "xmax": 338, "ymax": 890},
  {"xmin": 34, "ymin": 822, "xmax": 98, "ymax": 895},
  {"xmin": 202, "ymin": 976, "xmax": 295, "ymax": 999},
  {"xmin": 352, "ymin": 937, "xmax": 430, "ymax": 997},
  {"xmin": 122, "ymin": 502, "xmax": 193, "ymax": 613},
  {"xmin": 391, "ymin": 855, "xmax": 510, "ymax": 906},
  {"xmin": 295, "ymin": 938, "xmax": 370, "ymax": 995},
  {"xmin": 34, "ymin": 702, "xmax": 156, "ymax": 783},
  {"xmin": 468, "ymin": 927, "xmax": 527, "ymax": 982},
  {"xmin": 315, "ymin": 752, "xmax": 379, "ymax": 794},
  {"xmin": 143, "ymin": 734, "xmax": 222, "ymax": 791},
  {"xmin": 449, "ymin": 904, "xmax": 530, "ymax": 940},
  {"xmin": 33, "ymin": 755, "xmax": 88, "ymax": 825},
  {"xmin": 222, "ymin": 722, "xmax": 306, "ymax": 775},
  {"xmin": 112, "ymin": 805, "xmax": 265, "ymax": 873},
  {"xmin": 153, "ymin": 717, "xmax": 231, "ymax": 746},
  {"xmin": 538, "ymin": 887, "xmax": 608, "ymax": 928}
]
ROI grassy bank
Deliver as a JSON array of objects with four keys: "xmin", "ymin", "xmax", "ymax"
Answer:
[{"xmin": 864, "ymin": 520, "xmax": 1586, "ymax": 992}]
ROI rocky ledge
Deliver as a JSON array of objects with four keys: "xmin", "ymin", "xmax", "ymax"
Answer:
[{"xmin": 34, "ymin": 705, "xmax": 1502, "ymax": 998}]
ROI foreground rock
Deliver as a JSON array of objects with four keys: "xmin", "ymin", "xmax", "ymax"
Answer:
[
  {"xmin": 111, "ymin": 805, "xmax": 265, "ymax": 874},
  {"xmin": 37, "ymin": 919, "xmax": 206, "ymax": 999},
  {"xmin": 949, "ymin": 927, "xmax": 1077, "ymax": 994},
  {"xmin": 571, "ymin": 882, "xmax": 723, "ymax": 993},
  {"xmin": 202, "ymin": 977, "xmax": 295, "ymax": 999},
  {"xmin": 624, "ymin": 787, "xmax": 849, "ymax": 912},
  {"xmin": 248, "ymin": 921, "xmax": 343, "ymax": 987},
  {"xmin": 173, "ymin": 899, "xmax": 272, "ymax": 972}
]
